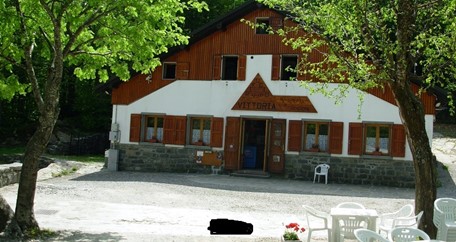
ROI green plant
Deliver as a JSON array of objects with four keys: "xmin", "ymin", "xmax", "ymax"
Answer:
[
  {"xmin": 24, "ymin": 228, "xmax": 57, "ymax": 240},
  {"xmin": 46, "ymin": 154, "xmax": 105, "ymax": 163},
  {"xmin": 52, "ymin": 166, "xmax": 78, "ymax": 177},
  {"xmin": 283, "ymin": 222, "xmax": 305, "ymax": 241}
]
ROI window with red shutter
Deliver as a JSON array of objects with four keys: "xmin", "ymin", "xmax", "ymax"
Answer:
[
  {"xmin": 364, "ymin": 123, "xmax": 391, "ymax": 156},
  {"xmin": 143, "ymin": 115, "xmax": 165, "ymax": 143}
]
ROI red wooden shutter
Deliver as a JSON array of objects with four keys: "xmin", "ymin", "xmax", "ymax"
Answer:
[
  {"xmin": 210, "ymin": 117, "xmax": 224, "ymax": 147},
  {"xmin": 163, "ymin": 115, "xmax": 186, "ymax": 145},
  {"xmin": 176, "ymin": 62, "xmax": 189, "ymax": 80},
  {"xmin": 163, "ymin": 115, "xmax": 176, "ymax": 144},
  {"xmin": 391, "ymin": 124, "xmax": 406, "ymax": 157},
  {"xmin": 271, "ymin": 55, "xmax": 280, "ymax": 80},
  {"xmin": 238, "ymin": 55, "xmax": 246, "ymax": 81},
  {"xmin": 174, "ymin": 116, "xmax": 187, "ymax": 145},
  {"xmin": 348, "ymin": 123, "xmax": 363, "ymax": 155},
  {"xmin": 129, "ymin": 114, "xmax": 141, "ymax": 142},
  {"xmin": 287, "ymin": 120, "xmax": 302, "ymax": 152},
  {"xmin": 329, "ymin": 122, "xmax": 343, "ymax": 154},
  {"xmin": 213, "ymin": 55, "xmax": 221, "ymax": 80}
]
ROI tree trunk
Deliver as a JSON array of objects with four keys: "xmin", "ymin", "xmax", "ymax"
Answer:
[
  {"xmin": 13, "ymin": 105, "xmax": 58, "ymax": 233},
  {"xmin": 393, "ymin": 0, "xmax": 437, "ymax": 238},
  {"xmin": 390, "ymin": 81, "xmax": 437, "ymax": 238}
]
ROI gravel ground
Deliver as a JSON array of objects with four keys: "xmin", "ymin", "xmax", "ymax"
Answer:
[{"xmin": 0, "ymin": 133, "xmax": 455, "ymax": 242}]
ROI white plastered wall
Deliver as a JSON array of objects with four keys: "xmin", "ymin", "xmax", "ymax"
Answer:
[{"xmin": 112, "ymin": 55, "xmax": 434, "ymax": 160}]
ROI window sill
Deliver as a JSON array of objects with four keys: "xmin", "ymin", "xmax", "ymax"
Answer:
[
  {"xmin": 300, "ymin": 151, "xmax": 329, "ymax": 156},
  {"xmin": 140, "ymin": 141, "xmax": 164, "ymax": 146},
  {"xmin": 362, "ymin": 154, "xmax": 393, "ymax": 159},
  {"xmin": 187, "ymin": 145, "xmax": 212, "ymax": 150}
]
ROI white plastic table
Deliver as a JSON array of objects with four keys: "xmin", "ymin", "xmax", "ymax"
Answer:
[{"xmin": 330, "ymin": 207, "xmax": 378, "ymax": 242}]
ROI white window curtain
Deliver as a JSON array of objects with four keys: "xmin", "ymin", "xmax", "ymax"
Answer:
[
  {"xmin": 146, "ymin": 127, "xmax": 154, "ymax": 140},
  {"xmin": 305, "ymin": 134, "xmax": 328, "ymax": 151},
  {"xmin": 146, "ymin": 127, "xmax": 164, "ymax": 141},
  {"xmin": 192, "ymin": 129, "xmax": 200, "ymax": 143},
  {"xmin": 192, "ymin": 129, "xmax": 211, "ymax": 144}
]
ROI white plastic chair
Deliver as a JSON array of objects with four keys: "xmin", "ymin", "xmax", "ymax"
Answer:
[
  {"xmin": 336, "ymin": 202, "xmax": 366, "ymax": 209},
  {"xmin": 378, "ymin": 204, "xmax": 414, "ymax": 236},
  {"xmin": 384, "ymin": 211, "xmax": 424, "ymax": 239},
  {"xmin": 302, "ymin": 205, "xmax": 331, "ymax": 242},
  {"xmin": 337, "ymin": 216, "xmax": 368, "ymax": 241},
  {"xmin": 313, "ymin": 164, "xmax": 330, "ymax": 184},
  {"xmin": 434, "ymin": 197, "xmax": 456, "ymax": 241},
  {"xmin": 391, "ymin": 211, "xmax": 424, "ymax": 228},
  {"xmin": 354, "ymin": 228, "xmax": 390, "ymax": 242},
  {"xmin": 389, "ymin": 227, "xmax": 430, "ymax": 241}
]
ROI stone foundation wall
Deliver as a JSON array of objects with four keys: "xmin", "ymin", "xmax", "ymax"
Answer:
[
  {"xmin": 118, "ymin": 144, "xmax": 214, "ymax": 173},
  {"xmin": 285, "ymin": 153, "xmax": 415, "ymax": 188},
  {"xmin": 117, "ymin": 144, "xmax": 416, "ymax": 187},
  {"xmin": 0, "ymin": 163, "xmax": 22, "ymax": 188}
]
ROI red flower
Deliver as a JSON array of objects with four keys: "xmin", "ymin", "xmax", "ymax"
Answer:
[{"xmin": 283, "ymin": 222, "xmax": 306, "ymax": 240}]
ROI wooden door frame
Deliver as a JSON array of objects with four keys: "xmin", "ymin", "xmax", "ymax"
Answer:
[{"xmin": 240, "ymin": 116, "xmax": 272, "ymax": 172}]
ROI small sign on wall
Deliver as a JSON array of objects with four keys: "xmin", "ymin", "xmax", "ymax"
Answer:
[
  {"xmin": 196, "ymin": 151, "xmax": 204, "ymax": 164},
  {"xmin": 195, "ymin": 151, "xmax": 223, "ymax": 166}
]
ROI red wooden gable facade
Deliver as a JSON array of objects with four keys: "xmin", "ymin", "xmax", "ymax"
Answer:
[{"xmin": 111, "ymin": 6, "xmax": 435, "ymax": 115}]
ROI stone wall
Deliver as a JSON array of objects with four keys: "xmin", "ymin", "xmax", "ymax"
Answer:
[
  {"xmin": 117, "ymin": 144, "xmax": 416, "ymax": 187},
  {"xmin": 285, "ymin": 153, "xmax": 416, "ymax": 188},
  {"xmin": 118, "ymin": 144, "xmax": 214, "ymax": 173},
  {"xmin": 0, "ymin": 163, "xmax": 22, "ymax": 188}
]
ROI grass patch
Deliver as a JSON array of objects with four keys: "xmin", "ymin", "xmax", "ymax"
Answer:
[
  {"xmin": 0, "ymin": 146, "xmax": 25, "ymax": 155},
  {"xmin": 46, "ymin": 154, "xmax": 105, "ymax": 163},
  {"xmin": 52, "ymin": 166, "xmax": 79, "ymax": 177},
  {"xmin": 24, "ymin": 228, "xmax": 57, "ymax": 240}
]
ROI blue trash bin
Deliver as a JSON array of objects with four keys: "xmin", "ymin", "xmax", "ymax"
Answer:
[{"xmin": 243, "ymin": 146, "xmax": 256, "ymax": 168}]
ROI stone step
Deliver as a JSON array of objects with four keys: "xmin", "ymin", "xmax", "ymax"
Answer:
[{"xmin": 230, "ymin": 170, "xmax": 271, "ymax": 178}]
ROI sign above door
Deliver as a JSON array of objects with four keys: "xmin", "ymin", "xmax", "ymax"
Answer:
[{"xmin": 232, "ymin": 74, "xmax": 317, "ymax": 113}]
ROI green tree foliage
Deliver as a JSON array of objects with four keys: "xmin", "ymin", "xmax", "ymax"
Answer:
[
  {"xmin": 258, "ymin": 0, "xmax": 455, "ymax": 237},
  {"xmin": 185, "ymin": 0, "xmax": 248, "ymax": 32},
  {"xmin": 0, "ymin": 0, "xmax": 207, "ymax": 237}
]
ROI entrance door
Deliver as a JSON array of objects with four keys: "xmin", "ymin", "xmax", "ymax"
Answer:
[
  {"xmin": 242, "ymin": 119, "xmax": 267, "ymax": 170},
  {"xmin": 268, "ymin": 119, "xmax": 286, "ymax": 173}
]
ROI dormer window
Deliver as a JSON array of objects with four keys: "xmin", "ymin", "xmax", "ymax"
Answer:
[
  {"xmin": 255, "ymin": 18, "xmax": 270, "ymax": 34},
  {"xmin": 162, "ymin": 62, "xmax": 176, "ymax": 79}
]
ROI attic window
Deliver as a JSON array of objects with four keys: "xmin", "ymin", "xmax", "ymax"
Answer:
[
  {"xmin": 255, "ymin": 18, "xmax": 270, "ymax": 34},
  {"xmin": 281, "ymin": 55, "xmax": 298, "ymax": 80},
  {"xmin": 162, "ymin": 62, "xmax": 176, "ymax": 79},
  {"xmin": 222, "ymin": 56, "xmax": 238, "ymax": 80}
]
